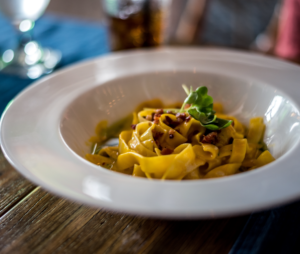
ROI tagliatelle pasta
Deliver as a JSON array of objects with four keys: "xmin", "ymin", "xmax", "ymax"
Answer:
[{"xmin": 86, "ymin": 86, "xmax": 275, "ymax": 180}]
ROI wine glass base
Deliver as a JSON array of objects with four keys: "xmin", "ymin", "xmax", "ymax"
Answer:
[{"xmin": 1, "ymin": 45, "xmax": 61, "ymax": 79}]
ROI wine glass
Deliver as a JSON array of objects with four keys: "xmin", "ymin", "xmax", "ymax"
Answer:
[{"xmin": 0, "ymin": 0, "xmax": 61, "ymax": 79}]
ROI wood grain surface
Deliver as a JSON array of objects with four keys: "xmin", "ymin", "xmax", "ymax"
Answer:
[
  {"xmin": 0, "ymin": 151, "xmax": 36, "ymax": 217},
  {"xmin": 0, "ymin": 148, "xmax": 249, "ymax": 254}
]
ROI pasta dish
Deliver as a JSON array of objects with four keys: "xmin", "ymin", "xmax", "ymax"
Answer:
[{"xmin": 86, "ymin": 86, "xmax": 275, "ymax": 180}]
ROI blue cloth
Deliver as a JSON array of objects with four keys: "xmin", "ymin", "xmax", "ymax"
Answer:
[{"xmin": 0, "ymin": 14, "xmax": 110, "ymax": 115}]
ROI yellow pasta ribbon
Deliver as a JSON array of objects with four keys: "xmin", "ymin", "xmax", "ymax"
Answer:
[
  {"xmin": 132, "ymin": 112, "xmax": 139, "ymax": 125},
  {"xmin": 204, "ymin": 163, "xmax": 241, "ymax": 178},
  {"xmin": 247, "ymin": 117, "xmax": 265, "ymax": 144},
  {"xmin": 158, "ymin": 114, "xmax": 187, "ymax": 149},
  {"xmin": 199, "ymin": 158, "xmax": 222, "ymax": 174},
  {"xmin": 184, "ymin": 168, "xmax": 204, "ymax": 180},
  {"xmin": 138, "ymin": 110, "xmax": 155, "ymax": 123},
  {"xmin": 229, "ymin": 139, "xmax": 247, "ymax": 163},
  {"xmin": 175, "ymin": 117, "xmax": 205, "ymax": 139},
  {"xmin": 219, "ymin": 144, "xmax": 233, "ymax": 158},
  {"xmin": 245, "ymin": 143, "xmax": 258, "ymax": 160},
  {"xmin": 202, "ymin": 144, "xmax": 219, "ymax": 160},
  {"xmin": 119, "ymin": 130, "xmax": 133, "ymax": 155},
  {"xmin": 217, "ymin": 113, "xmax": 245, "ymax": 136},
  {"xmin": 98, "ymin": 146, "xmax": 119, "ymax": 160},
  {"xmin": 116, "ymin": 144, "xmax": 207, "ymax": 180},
  {"xmin": 216, "ymin": 125, "xmax": 243, "ymax": 147},
  {"xmin": 132, "ymin": 164, "xmax": 147, "ymax": 178},
  {"xmin": 128, "ymin": 122, "xmax": 157, "ymax": 157},
  {"xmin": 255, "ymin": 150, "xmax": 275, "ymax": 168}
]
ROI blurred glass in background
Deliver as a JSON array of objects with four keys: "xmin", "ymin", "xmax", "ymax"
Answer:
[
  {"xmin": 102, "ymin": 0, "xmax": 171, "ymax": 51},
  {"xmin": 0, "ymin": 0, "xmax": 50, "ymax": 24},
  {"xmin": 0, "ymin": 0, "xmax": 61, "ymax": 79}
]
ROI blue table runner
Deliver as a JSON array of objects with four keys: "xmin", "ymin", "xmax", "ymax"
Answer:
[{"xmin": 0, "ymin": 14, "xmax": 109, "ymax": 114}]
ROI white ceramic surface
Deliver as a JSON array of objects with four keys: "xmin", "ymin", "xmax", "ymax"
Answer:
[{"xmin": 1, "ymin": 48, "xmax": 300, "ymax": 219}]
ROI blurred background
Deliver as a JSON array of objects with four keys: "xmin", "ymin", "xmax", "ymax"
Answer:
[
  {"xmin": 44, "ymin": 0, "xmax": 298, "ymax": 62},
  {"xmin": 46, "ymin": 0, "xmax": 280, "ymax": 50},
  {"xmin": 0, "ymin": 0, "xmax": 299, "ymax": 82}
]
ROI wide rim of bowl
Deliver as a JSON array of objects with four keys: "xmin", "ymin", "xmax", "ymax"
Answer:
[{"xmin": 1, "ymin": 47, "xmax": 300, "ymax": 219}]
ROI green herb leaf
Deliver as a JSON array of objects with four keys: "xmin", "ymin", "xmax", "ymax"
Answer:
[
  {"xmin": 182, "ymin": 84, "xmax": 190, "ymax": 96},
  {"xmin": 200, "ymin": 124, "xmax": 220, "ymax": 130},
  {"xmin": 182, "ymin": 85, "xmax": 232, "ymax": 130},
  {"xmin": 184, "ymin": 92, "xmax": 198, "ymax": 105},
  {"xmin": 214, "ymin": 118, "xmax": 233, "ymax": 129},
  {"xmin": 187, "ymin": 108, "xmax": 201, "ymax": 120},
  {"xmin": 199, "ymin": 113, "xmax": 217, "ymax": 125}
]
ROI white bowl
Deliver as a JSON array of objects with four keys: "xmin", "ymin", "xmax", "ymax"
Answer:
[{"xmin": 1, "ymin": 48, "xmax": 300, "ymax": 219}]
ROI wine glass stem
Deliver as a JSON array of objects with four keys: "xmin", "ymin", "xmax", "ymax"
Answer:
[
  {"xmin": 18, "ymin": 32, "xmax": 32, "ymax": 49},
  {"xmin": 14, "ymin": 21, "xmax": 35, "ymax": 50}
]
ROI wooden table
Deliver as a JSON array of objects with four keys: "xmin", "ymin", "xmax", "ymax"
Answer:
[{"xmin": 0, "ymin": 148, "xmax": 249, "ymax": 254}]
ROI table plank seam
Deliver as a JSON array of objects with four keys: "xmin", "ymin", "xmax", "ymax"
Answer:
[
  {"xmin": 28, "ymin": 195, "xmax": 62, "ymax": 224},
  {"xmin": 0, "ymin": 186, "xmax": 39, "ymax": 218},
  {"xmin": 0, "ymin": 185, "xmax": 36, "ymax": 217}
]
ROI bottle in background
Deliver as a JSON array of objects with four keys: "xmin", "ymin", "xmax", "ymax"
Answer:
[{"xmin": 103, "ymin": 0, "xmax": 171, "ymax": 51}]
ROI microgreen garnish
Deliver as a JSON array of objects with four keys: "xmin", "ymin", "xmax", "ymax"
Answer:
[{"xmin": 180, "ymin": 85, "xmax": 232, "ymax": 130}]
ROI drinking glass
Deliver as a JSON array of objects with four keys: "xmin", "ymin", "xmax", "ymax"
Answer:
[
  {"xmin": 0, "ymin": 0, "xmax": 61, "ymax": 79},
  {"xmin": 103, "ymin": 0, "xmax": 171, "ymax": 51}
]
